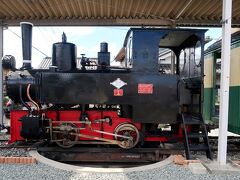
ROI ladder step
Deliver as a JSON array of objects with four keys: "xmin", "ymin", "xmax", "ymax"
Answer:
[
  {"xmin": 181, "ymin": 113, "xmax": 212, "ymax": 159},
  {"xmin": 184, "ymin": 119, "xmax": 203, "ymax": 125},
  {"xmin": 191, "ymin": 90, "xmax": 201, "ymax": 94},
  {"xmin": 191, "ymin": 116, "xmax": 202, "ymax": 120},
  {"xmin": 189, "ymin": 104, "xmax": 200, "ymax": 107},
  {"xmin": 187, "ymin": 132, "xmax": 206, "ymax": 138},
  {"xmin": 189, "ymin": 144, "xmax": 210, "ymax": 151},
  {"xmin": 182, "ymin": 114, "xmax": 203, "ymax": 123}
]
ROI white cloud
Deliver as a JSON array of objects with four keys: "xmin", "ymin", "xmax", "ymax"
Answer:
[
  {"xmin": 61, "ymin": 27, "xmax": 95, "ymax": 37},
  {"xmin": 3, "ymin": 26, "xmax": 123, "ymax": 68},
  {"xmin": 4, "ymin": 28, "xmax": 22, "ymax": 68},
  {"xmin": 76, "ymin": 45, "xmax": 89, "ymax": 57},
  {"xmin": 77, "ymin": 42, "xmax": 119, "ymax": 60},
  {"xmin": 3, "ymin": 26, "xmax": 96, "ymax": 68}
]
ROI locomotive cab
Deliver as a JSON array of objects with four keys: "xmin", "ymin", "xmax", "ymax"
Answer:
[{"xmin": 118, "ymin": 28, "xmax": 206, "ymax": 115}]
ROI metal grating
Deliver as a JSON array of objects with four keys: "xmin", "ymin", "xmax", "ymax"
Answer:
[{"xmin": 0, "ymin": 0, "xmax": 239, "ymax": 27}]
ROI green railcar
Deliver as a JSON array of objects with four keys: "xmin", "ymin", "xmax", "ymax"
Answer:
[{"xmin": 204, "ymin": 31, "xmax": 240, "ymax": 134}]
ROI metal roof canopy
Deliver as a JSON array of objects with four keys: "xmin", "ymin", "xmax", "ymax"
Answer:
[{"xmin": 0, "ymin": 0, "xmax": 239, "ymax": 27}]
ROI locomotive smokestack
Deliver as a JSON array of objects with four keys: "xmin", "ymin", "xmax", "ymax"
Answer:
[
  {"xmin": 20, "ymin": 22, "xmax": 33, "ymax": 70},
  {"xmin": 100, "ymin": 42, "xmax": 108, "ymax": 52},
  {"xmin": 98, "ymin": 42, "xmax": 110, "ymax": 70}
]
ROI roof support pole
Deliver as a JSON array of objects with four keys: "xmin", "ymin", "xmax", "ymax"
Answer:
[
  {"xmin": 217, "ymin": 0, "xmax": 232, "ymax": 165},
  {"xmin": 0, "ymin": 22, "xmax": 3, "ymax": 128}
]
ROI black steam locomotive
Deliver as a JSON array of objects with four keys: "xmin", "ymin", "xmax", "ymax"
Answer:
[{"xmin": 3, "ymin": 23, "xmax": 211, "ymax": 158}]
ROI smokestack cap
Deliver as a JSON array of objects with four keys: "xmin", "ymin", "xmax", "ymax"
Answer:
[{"xmin": 20, "ymin": 22, "xmax": 33, "ymax": 26}]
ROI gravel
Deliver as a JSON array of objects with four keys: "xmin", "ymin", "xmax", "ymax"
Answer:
[
  {"xmin": 1, "ymin": 162, "xmax": 240, "ymax": 180},
  {"xmin": 227, "ymin": 152, "xmax": 240, "ymax": 161},
  {"xmin": 0, "ymin": 146, "xmax": 240, "ymax": 180},
  {"xmin": 189, "ymin": 151, "xmax": 240, "ymax": 162},
  {"xmin": 0, "ymin": 147, "xmax": 240, "ymax": 179},
  {"xmin": 0, "ymin": 148, "xmax": 29, "ymax": 157}
]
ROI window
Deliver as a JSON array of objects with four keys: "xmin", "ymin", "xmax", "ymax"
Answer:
[
  {"xmin": 158, "ymin": 48, "xmax": 176, "ymax": 74},
  {"xmin": 194, "ymin": 41, "xmax": 201, "ymax": 65},
  {"xmin": 179, "ymin": 49, "xmax": 186, "ymax": 72},
  {"xmin": 126, "ymin": 36, "xmax": 133, "ymax": 68}
]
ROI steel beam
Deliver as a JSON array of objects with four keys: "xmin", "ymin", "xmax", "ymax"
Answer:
[
  {"xmin": 217, "ymin": 0, "xmax": 232, "ymax": 165},
  {"xmin": 1, "ymin": 18, "xmax": 173, "ymax": 27},
  {"xmin": 1, "ymin": 18, "xmax": 240, "ymax": 27}
]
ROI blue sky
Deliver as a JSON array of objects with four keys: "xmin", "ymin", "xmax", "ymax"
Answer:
[
  {"xmin": 205, "ymin": 28, "xmax": 222, "ymax": 41},
  {"xmin": 3, "ymin": 26, "xmax": 222, "ymax": 68}
]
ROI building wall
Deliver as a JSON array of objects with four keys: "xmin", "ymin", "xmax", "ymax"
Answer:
[
  {"xmin": 228, "ymin": 46, "xmax": 240, "ymax": 134},
  {"xmin": 204, "ymin": 43, "xmax": 240, "ymax": 134},
  {"xmin": 203, "ymin": 54, "xmax": 215, "ymax": 124}
]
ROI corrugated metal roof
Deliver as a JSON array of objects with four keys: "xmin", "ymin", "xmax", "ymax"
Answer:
[{"xmin": 0, "ymin": 0, "xmax": 239, "ymax": 27}]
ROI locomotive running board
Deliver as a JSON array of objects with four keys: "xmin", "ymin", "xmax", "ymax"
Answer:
[{"xmin": 181, "ymin": 113, "xmax": 213, "ymax": 160}]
